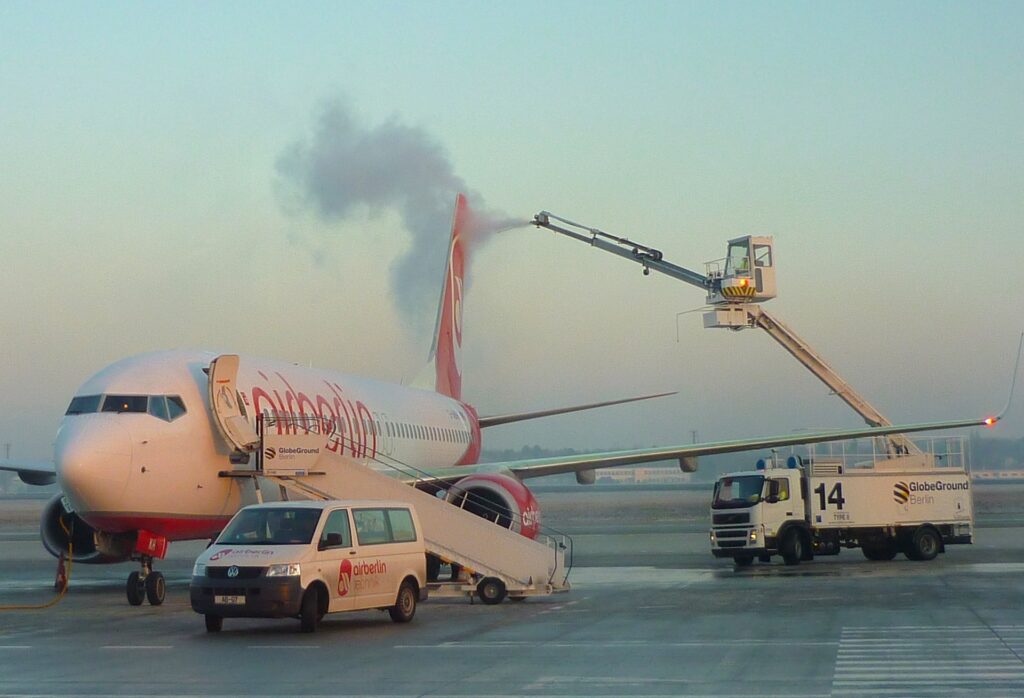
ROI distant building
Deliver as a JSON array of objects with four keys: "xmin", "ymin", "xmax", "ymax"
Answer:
[{"xmin": 596, "ymin": 465, "xmax": 693, "ymax": 485}]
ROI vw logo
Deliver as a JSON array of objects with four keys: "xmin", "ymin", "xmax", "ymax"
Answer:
[{"xmin": 227, "ymin": 565, "xmax": 239, "ymax": 578}]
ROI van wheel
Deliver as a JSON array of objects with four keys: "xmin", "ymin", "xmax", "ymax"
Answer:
[
  {"xmin": 908, "ymin": 527, "xmax": 941, "ymax": 562},
  {"xmin": 781, "ymin": 529, "xmax": 804, "ymax": 566},
  {"xmin": 205, "ymin": 614, "xmax": 223, "ymax": 633},
  {"xmin": 300, "ymin": 588, "xmax": 321, "ymax": 633},
  {"xmin": 477, "ymin": 577, "xmax": 507, "ymax": 605},
  {"xmin": 389, "ymin": 582, "xmax": 417, "ymax": 623}
]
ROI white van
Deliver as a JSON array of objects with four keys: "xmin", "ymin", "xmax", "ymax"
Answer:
[{"xmin": 190, "ymin": 500, "xmax": 427, "ymax": 633}]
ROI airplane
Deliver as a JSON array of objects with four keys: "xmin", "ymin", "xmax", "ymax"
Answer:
[{"xmin": 0, "ymin": 193, "xmax": 1000, "ymax": 606}]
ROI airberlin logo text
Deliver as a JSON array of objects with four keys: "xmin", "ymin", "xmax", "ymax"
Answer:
[
  {"xmin": 337, "ymin": 558, "xmax": 388, "ymax": 597},
  {"xmin": 894, "ymin": 480, "xmax": 969, "ymax": 505}
]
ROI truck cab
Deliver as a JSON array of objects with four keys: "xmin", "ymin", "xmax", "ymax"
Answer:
[{"xmin": 710, "ymin": 459, "xmax": 810, "ymax": 567}]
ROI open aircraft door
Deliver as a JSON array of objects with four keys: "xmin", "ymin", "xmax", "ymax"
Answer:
[{"xmin": 208, "ymin": 354, "xmax": 260, "ymax": 453}]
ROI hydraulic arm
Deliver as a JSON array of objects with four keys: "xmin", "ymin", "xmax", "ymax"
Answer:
[{"xmin": 532, "ymin": 211, "xmax": 922, "ymax": 458}]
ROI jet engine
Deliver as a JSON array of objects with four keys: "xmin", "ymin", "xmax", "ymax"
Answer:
[
  {"xmin": 40, "ymin": 494, "xmax": 133, "ymax": 563},
  {"xmin": 445, "ymin": 473, "xmax": 541, "ymax": 540}
]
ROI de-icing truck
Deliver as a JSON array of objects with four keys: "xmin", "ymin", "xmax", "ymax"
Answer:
[{"xmin": 709, "ymin": 441, "xmax": 974, "ymax": 567}]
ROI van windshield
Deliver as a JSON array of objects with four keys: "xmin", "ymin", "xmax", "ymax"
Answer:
[
  {"xmin": 712, "ymin": 475, "xmax": 765, "ymax": 510},
  {"xmin": 216, "ymin": 507, "xmax": 323, "ymax": 546}
]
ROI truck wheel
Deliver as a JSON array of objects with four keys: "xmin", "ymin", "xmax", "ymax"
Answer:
[
  {"xmin": 781, "ymin": 529, "xmax": 804, "ymax": 566},
  {"xmin": 758, "ymin": 554, "xmax": 772, "ymax": 563},
  {"xmin": 204, "ymin": 614, "xmax": 223, "ymax": 633},
  {"xmin": 734, "ymin": 556, "xmax": 754, "ymax": 568},
  {"xmin": 389, "ymin": 581, "xmax": 417, "ymax": 623},
  {"xmin": 862, "ymin": 542, "xmax": 898, "ymax": 561},
  {"xmin": 909, "ymin": 527, "xmax": 941, "ymax": 562},
  {"xmin": 300, "ymin": 587, "xmax": 322, "ymax": 633},
  {"xmin": 477, "ymin": 577, "xmax": 507, "ymax": 605}
]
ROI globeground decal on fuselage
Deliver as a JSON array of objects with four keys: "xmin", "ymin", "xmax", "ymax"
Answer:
[{"xmin": 893, "ymin": 480, "xmax": 970, "ymax": 505}]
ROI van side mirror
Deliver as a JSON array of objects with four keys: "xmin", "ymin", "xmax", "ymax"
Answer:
[{"xmin": 319, "ymin": 532, "xmax": 343, "ymax": 550}]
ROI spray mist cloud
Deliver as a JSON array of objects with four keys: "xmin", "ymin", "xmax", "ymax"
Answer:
[{"xmin": 276, "ymin": 99, "xmax": 526, "ymax": 330}]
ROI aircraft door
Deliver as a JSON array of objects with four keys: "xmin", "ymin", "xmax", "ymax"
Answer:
[{"xmin": 208, "ymin": 354, "xmax": 259, "ymax": 453}]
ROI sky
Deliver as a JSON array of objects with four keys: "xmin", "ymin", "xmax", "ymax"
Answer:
[{"xmin": 1, "ymin": 1, "xmax": 1022, "ymax": 462}]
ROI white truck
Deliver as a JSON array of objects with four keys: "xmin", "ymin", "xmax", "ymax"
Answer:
[{"xmin": 709, "ymin": 446, "xmax": 974, "ymax": 566}]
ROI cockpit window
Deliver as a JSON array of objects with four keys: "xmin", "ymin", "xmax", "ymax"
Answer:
[
  {"xmin": 167, "ymin": 396, "xmax": 187, "ymax": 420},
  {"xmin": 66, "ymin": 395, "xmax": 102, "ymax": 415},
  {"xmin": 102, "ymin": 395, "xmax": 149, "ymax": 413},
  {"xmin": 65, "ymin": 394, "xmax": 187, "ymax": 420},
  {"xmin": 148, "ymin": 396, "xmax": 169, "ymax": 421}
]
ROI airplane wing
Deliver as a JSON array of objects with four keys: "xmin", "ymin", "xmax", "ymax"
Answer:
[
  {"xmin": 0, "ymin": 460, "xmax": 57, "ymax": 486},
  {"xmin": 411, "ymin": 414, "xmax": 995, "ymax": 486},
  {"xmin": 478, "ymin": 392, "xmax": 676, "ymax": 428}
]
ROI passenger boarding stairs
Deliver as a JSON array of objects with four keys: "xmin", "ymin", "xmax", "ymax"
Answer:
[{"xmin": 219, "ymin": 414, "xmax": 572, "ymax": 601}]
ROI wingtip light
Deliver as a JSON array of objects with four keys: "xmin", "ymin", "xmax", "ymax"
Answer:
[{"xmin": 984, "ymin": 416, "xmax": 997, "ymax": 427}]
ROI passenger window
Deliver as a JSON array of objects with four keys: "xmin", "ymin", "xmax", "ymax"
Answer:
[
  {"xmin": 387, "ymin": 509, "xmax": 416, "ymax": 543},
  {"xmin": 772, "ymin": 478, "xmax": 790, "ymax": 502},
  {"xmin": 166, "ymin": 396, "xmax": 187, "ymax": 420},
  {"xmin": 353, "ymin": 509, "xmax": 390, "ymax": 545},
  {"xmin": 754, "ymin": 244, "xmax": 772, "ymax": 267},
  {"xmin": 319, "ymin": 510, "xmax": 352, "ymax": 549},
  {"xmin": 147, "ymin": 396, "xmax": 169, "ymax": 421}
]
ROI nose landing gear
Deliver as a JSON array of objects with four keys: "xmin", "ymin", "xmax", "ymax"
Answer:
[{"xmin": 126, "ymin": 556, "xmax": 165, "ymax": 606}]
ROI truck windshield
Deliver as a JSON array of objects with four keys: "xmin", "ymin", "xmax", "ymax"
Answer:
[
  {"xmin": 712, "ymin": 475, "xmax": 765, "ymax": 509},
  {"xmin": 216, "ymin": 507, "xmax": 323, "ymax": 546}
]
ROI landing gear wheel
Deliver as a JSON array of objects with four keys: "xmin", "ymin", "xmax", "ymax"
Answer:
[
  {"xmin": 734, "ymin": 556, "xmax": 754, "ymax": 568},
  {"xmin": 389, "ymin": 582, "xmax": 417, "ymax": 623},
  {"xmin": 205, "ymin": 614, "xmax": 223, "ymax": 633},
  {"xmin": 300, "ymin": 587, "xmax": 322, "ymax": 633},
  {"xmin": 781, "ymin": 529, "xmax": 805, "ymax": 566},
  {"xmin": 145, "ymin": 571, "xmax": 166, "ymax": 606},
  {"xmin": 126, "ymin": 571, "xmax": 145, "ymax": 606},
  {"xmin": 907, "ymin": 527, "xmax": 941, "ymax": 562},
  {"xmin": 477, "ymin": 577, "xmax": 507, "ymax": 605}
]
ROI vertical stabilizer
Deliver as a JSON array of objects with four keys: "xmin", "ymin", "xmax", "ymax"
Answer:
[{"xmin": 417, "ymin": 193, "xmax": 468, "ymax": 400}]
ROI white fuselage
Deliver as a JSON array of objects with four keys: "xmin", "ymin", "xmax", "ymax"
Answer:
[{"xmin": 55, "ymin": 350, "xmax": 481, "ymax": 541}]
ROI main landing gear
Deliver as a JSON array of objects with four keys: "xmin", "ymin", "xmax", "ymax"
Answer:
[{"xmin": 126, "ymin": 556, "xmax": 165, "ymax": 606}]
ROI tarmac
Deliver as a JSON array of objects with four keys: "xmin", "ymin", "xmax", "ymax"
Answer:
[{"xmin": 2, "ymin": 485, "xmax": 1024, "ymax": 697}]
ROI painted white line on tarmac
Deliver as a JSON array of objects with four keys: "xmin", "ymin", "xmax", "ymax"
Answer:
[{"xmin": 100, "ymin": 645, "xmax": 173, "ymax": 650}]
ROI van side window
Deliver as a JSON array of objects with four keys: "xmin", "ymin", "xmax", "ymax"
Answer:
[
  {"xmin": 320, "ymin": 509, "xmax": 352, "ymax": 549},
  {"xmin": 387, "ymin": 509, "xmax": 416, "ymax": 543},
  {"xmin": 353, "ymin": 509, "xmax": 390, "ymax": 545}
]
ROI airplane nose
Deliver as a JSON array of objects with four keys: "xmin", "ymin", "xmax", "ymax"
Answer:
[{"xmin": 55, "ymin": 418, "xmax": 132, "ymax": 514}]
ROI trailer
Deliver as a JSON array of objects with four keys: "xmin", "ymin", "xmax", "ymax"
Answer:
[{"xmin": 709, "ymin": 438, "xmax": 974, "ymax": 566}]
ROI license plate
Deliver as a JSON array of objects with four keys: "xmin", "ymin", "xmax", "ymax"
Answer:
[{"xmin": 215, "ymin": 595, "xmax": 244, "ymax": 605}]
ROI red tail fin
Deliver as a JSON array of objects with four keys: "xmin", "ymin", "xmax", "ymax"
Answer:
[{"xmin": 427, "ymin": 193, "xmax": 468, "ymax": 400}]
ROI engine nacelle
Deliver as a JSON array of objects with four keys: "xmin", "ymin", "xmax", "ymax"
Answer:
[
  {"xmin": 40, "ymin": 494, "xmax": 133, "ymax": 564},
  {"xmin": 445, "ymin": 473, "xmax": 541, "ymax": 540}
]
